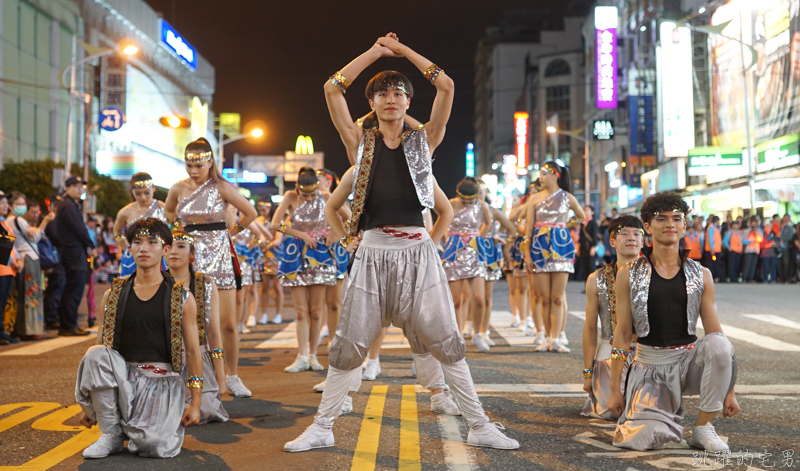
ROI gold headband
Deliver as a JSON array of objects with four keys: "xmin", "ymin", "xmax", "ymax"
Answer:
[
  {"xmin": 185, "ymin": 151, "xmax": 212, "ymax": 163},
  {"xmin": 297, "ymin": 181, "xmax": 319, "ymax": 193},
  {"xmin": 130, "ymin": 179, "xmax": 153, "ymax": 190},
  {"xmin": 172, "ymin": 233, "xmax": 194, "ymax": 244},
  {"xmin": 653, "ymin": 208, "xmax": 686, "ymax": 219},
  {"xmin": 456, "ymin": 189, "xmax": 479, "ymax": 200},
  {"xmin": 132, "ymin": 229, "xmax": 166, "ymax": 245},
  {"xmin": 377, "ymin": 81, "xmax": 410, "ymax": 96},
  {"xmin": 611, "ymin": 226, "xmax": 645, "ymax": 238}
]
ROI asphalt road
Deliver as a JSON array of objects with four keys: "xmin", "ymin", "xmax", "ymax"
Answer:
[{"xmin": 1, "ymin": 280, "xmax": 798, "ymax": 470}]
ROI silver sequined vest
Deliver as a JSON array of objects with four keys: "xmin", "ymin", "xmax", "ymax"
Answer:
[
  {"xmin": 628, "ymin": 256, "xmax": 704, "ymax": 338},
  {"xmin": 595, "ymin": 266, "xmax": 615, "ymax": 340},
  {"xmin": 352, "ymin": 128, "xmax": 434, "ymax": 210}
]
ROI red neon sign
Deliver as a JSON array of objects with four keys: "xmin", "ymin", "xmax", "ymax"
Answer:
[{"xmin": 514, "ymin": 112, "xmax": 529, "ymax": 168}]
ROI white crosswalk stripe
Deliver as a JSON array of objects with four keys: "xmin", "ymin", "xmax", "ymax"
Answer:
[
  {"xmin": 742, "ymin": 314, "xmax": 800, "ymax": 331},
  {"xmin": 0, "ymin": 330, "xmax": 98, "ymax": 356}
]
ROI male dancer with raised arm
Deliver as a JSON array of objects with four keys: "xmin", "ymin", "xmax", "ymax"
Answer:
[
  {"xmin": 607, "ymin": 193, "xmax": 740, "ymax": 452},
  {"xmin": 284, "ymin": 33, "xmax": 518, "ymax": 452}
]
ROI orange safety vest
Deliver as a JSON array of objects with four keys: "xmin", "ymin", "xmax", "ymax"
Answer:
[
  {"xmin": 704, "ymin": 226, "xmax": 722, "ymax": 253},
  {"xmin": 729, "ymin": 231, "xmax": 743, "ymax": 253},
  {"xmin": 687, "ymin": 233, "xmax": 702, "ymax": 259}
]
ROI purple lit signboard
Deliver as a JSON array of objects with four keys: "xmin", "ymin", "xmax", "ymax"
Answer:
[{"xmin": 595, "ymin": 27, "xmax": 617, "ymax": 109}]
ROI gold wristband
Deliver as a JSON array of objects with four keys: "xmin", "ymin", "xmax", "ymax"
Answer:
[
  {"xmin": 330, "ymin": 71, "xmax": 351, "ymax": 94},
  {"xmin": 423, "ymin": 64, "xmax": 444, "ymax": 84}
]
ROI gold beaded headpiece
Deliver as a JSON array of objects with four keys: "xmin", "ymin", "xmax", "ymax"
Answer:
[
  {"xmin": 377, "ymin": 81, "xmax": 410, "ymax": 96},
  {"xmin": 610, "ymin": 226, "xmax": 645, "ymax": 239},
  {"xmin": 456, "ymin": 189, "xmax": 479, "ymax": 200},
  {"xmin": 653, "ymin": 208, "xmax": 686, "ymax": 221},
  {"xmin": 185, "ymin": 151, "xmax": 212, "ymax": 164},
  {"xmin": 172, "ymin": 233, "xmax": 194, "ymax": 244},
  {"xmin": 297, "ymin": 181, "xmax": 319, "ymax": 193},
  {"xmin": 131, "ymin": 229, "xmax": 166, "ymax": 246},
  {"xmin": 540, "ymin": 163, "xmax": 561, "ymax": 178},
  {"xmin": 130, "ymin": 179, "xmax": 153, "ymax": 190}
]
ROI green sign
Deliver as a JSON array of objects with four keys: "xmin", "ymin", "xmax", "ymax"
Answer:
[
  {"xmin": 687, "ymin": 147, "xmax": 743, "ymax": 176},
  {"xmin": 219, "ymin": 113, "xmax": 241, "ymax": 137},
  {"xmin": 756, "ymin": 133, "xmax": 800, "ymax": 172}
]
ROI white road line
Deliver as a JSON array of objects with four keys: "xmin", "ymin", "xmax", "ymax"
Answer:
[
  {"xmin": 742, "ymin": 314, "xmax": 800, "ymax": 331},
  {"xmin": 568, "ymin": 310, "xmax": 586, "ymax": 320},
  {"xmin": 700, "ymin": 324, "xmax": 800, "ymax": 352},
  {"xmin": 474, "ymin": 383, "xmax": 800, "ymax": 395},
  {"xmin": 0, "ymin": 330, "xmax": 97, "ymax": 356},
  {"xmin": 438, "ymin": 415, "xmax": 476, "ymax": 470}
]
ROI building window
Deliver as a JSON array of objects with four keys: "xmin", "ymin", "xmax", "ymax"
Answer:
[
  {"xmin": 546, "ymin": 85, "xmax": 571, "ymax": 158},
  {"xmin": 544, "ymin": 59, "xmax": 571, "ymax": 77}
]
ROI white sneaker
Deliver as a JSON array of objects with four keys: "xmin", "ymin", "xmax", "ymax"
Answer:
[
  {"xmin": 431, "ymin": 393, "xmax": 461, "ymax": 416},
  {"xmin": 534, "ymin": 337, "xmax": 552, "ymax": 352},
  {"xmin": 284, "ymin": 423, "xmax": 334, "ymax": 452},
  {"xmin": 467, "ymin": 422, "xmax": 520, "ymax": 450},
  {"xmin": 550, "ymin": 339, "xmax": 570, "ymax": 353},
  {"xmin": 341, "ymin": 395, "xmax": 353, "ymax": 414},
  {"xmin": 533, "ymin": 332, "xmax": 546, "ymax": 346},
  {"xmin": 309, "ymin": 354, "xmax": 325, "ymax": 371},
  {"xmin": 509, "ymin": 317, "xmax": 520, "ymax": 328},
  {"xmin": 82, "ymin": 433, "xmax": 124, "ymax": 458},
  {"xmin": 472, "ymin": 333, "xmax": 491, "ymax": 353},
  {"xmin": 525, "ymin": 328, "xmax": 538, "ymax": 337},
  {"xmin": 525, "ymin": 317, "xmax": 535, "ymax": 330},
  {"xmin": 272, "ymin": 314, "xmax": 283, "ymax": 324},
  {"xmin": 284, "ymin": 355, "xmax": 310, "ymax": 373},
  {"xmin": 246, "ymin": 315, "xmax": 256, "ymax": 327},
  {"xmin": 257, "ymin": 313, "xmax": 269, "ymax": 325},
  {"xmin": 484, "ymin": 333, "xmax": 496, "ymax": 347},
  {"xmin": 691, "ymin": 422, "xmax": 729, "ymax": 452},
  {"xmin": 226, "ymin": 376, "xmax": 253, "ymax": 397},
  {"xmin": 559, "ymin": 331, "xmax": 569, "ymax": 346},
  {"xmin": 320, "ymin": 325, "xmax": 330, "ymax": 339},
  {"xmin": 241, "ymin": 325, "xmax": 251, "ymax": 334},
  {"xmin": 313, "ymin": 379, "xmax": 326, "ymax": 392},
  {"xmin": 362, "ymin": 360, "xmax": 381, "ymax": 381}
]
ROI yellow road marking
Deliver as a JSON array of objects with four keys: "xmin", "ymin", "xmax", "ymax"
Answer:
[
  {"xmin": 0, "ymin": 403, "xmax": 101, "ymax": 470},
  {"xmin": 0, "ymin": 403, "xmax": 60, "ymax": 433},
  {"xmin": 398, "ymin": 385, "xmax": 421, "ymax": 471},
  {"xmin": 351, "ymin": 385, "xmax": 388, "ymax": 471}
]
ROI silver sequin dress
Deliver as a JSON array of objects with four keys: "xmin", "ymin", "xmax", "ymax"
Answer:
[
  {"xmin": 177, "ymin": 179, "xmax": 235, "ymax": 289},
  {"xmin": 279, "ymin": 194, "xmax": 336, "ymax": 287},
  {"xmin": 530, "ymin": 189, "xmax": 576, "ymax": 273},
  {"xmin": 442, "ymin": 202, "xmax": 487, "ymax": 281}
]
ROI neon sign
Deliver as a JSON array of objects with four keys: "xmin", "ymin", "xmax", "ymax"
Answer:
[
  {"xmin": 595, "ymin": 6, "xmax": 618, "ymax": 109},
  {"xmin": 466, "ymin": 143, "xmax": 475, "ymax": 177},
  {"xmin": 295, "ymin": 135, "xmax": 315, "ymax": 154},
  {"xmin": 514, "ymin": 112, "xmax": 529, "ymax": 168},
  {"xmin": 160, "ymin": 20, "xmax": 197, "ymax": 70}
]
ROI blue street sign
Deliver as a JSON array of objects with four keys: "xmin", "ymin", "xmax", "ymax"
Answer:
[{"xmin": 99, "ymin": 107, "xmax": 125, "ymax": 131}]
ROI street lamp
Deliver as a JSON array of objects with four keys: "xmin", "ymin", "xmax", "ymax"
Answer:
[
  {"xmin": 547, "ymin": 126, "xmax": 591, "ymax": 206},
  {"xmin": 676, "ymin": 18, "xmax": 758, "ymax": 214},
  {"xmin": 219, "ymin": 122, "xmax": 266, "ymax": 184},
  {"xmin": 61, "ymin": 38, "xmax": 138, "ymax": 181}
]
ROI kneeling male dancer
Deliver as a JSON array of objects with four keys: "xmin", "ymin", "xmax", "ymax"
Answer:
[{"xmin": 76, "ymin": 218, "xmax": 202, "ymax": 459}]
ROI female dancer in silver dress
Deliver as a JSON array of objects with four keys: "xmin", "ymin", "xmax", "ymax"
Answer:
[
  {"xmin": 270, "ymin": 167, "xmax": 350, "ymax": 373},
  {"xmin": 113, "ymin": 173, "xmax": 167, "ymax": 277},
  {"xmin": 167, "ymin": 230, "xmax": 229, "ymax": 424},
  {"xmin": 165, "ymin": 139, "xmax": 258, "ymax": 398},
  {"xmin": 476, "ymin": 182, "xmax": 516, "ymax": 347},
  {"xmin": 523, "ymin": 161, "xmax": 585, "ymax": 353},
  {"xmin": 442, "ymin": 177, "xmax": 492, "ymax": 352}
]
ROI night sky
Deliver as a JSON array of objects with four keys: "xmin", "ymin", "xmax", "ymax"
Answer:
[{"xmin": 143, "ymin": 0, "xmax": 574, "ymax": 195}]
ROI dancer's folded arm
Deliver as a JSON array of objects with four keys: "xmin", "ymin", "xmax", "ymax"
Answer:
[
  {"xmin": 429, "ymin": 179, "xmax": 453, "ymax": 246},
  {"xmin": 324, "ymin": 167, "xmax": 356, "ymax": 241},
  {"xmin": 698, "ymin": 268, "xmax": 723, "ymax": 334}
]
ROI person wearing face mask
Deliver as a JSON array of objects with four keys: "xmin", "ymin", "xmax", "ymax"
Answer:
[
  {"xmin": 113, "ymin": 173, "xmax": 168, "ymax": 278},
  {"xmin": 5, "ymin": 191, "xmax": 55, "ymax": 339},
  {"xmin": 166, "ymin": 230, "xmax": 228, "ymax": 424}
]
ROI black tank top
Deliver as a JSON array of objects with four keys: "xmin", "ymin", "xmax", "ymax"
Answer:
[
  {"xmin": 638, "ymin": 263, "xmax": 698, "ymax": 347},
  {"xmin": 118, "ymin": 283, "xmax": 171, "ymax": 363},
  {"xmin": 360, "ymin": 141, "xmax": 424, "ymax": 231}
]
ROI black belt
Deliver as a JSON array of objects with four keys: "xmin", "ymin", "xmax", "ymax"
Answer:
[{"xmin": 183, "ymin": 222, "xmax": 227, "ymax": 232}]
